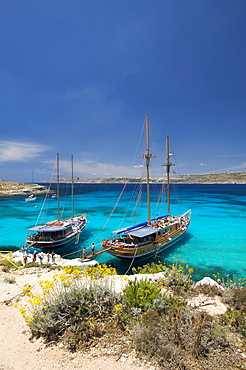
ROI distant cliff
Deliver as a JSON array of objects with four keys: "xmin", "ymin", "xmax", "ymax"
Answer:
[
  {"xmin": 0, "ymin": 181, "xmax": 49, "ymax": 196},
  {"xmin": 1, "ymin": 171, "xmax": 245, "ymax": 196},
  {"xmin": 58, "ymin": 171, "xmax": 246, "ymax": 184}
]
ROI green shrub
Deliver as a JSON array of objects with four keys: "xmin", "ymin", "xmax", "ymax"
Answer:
[
  {"xmin": 133, "ymin": 309, "xmax": 238, "ymax": 369},
  {"xmin": 4, "ymin": 276, "xmax": 16, "ymax": 284},
  {"xmin": 131, "ymin": 262, "xmax": 166, "ymax": 274},
  {"xmin": 152, "ymin": 294, "xmax": 184, "ymax": 314},
  {"xmin": 132, "ymin": 260, "xmax": 194, "ymax": 294},
  {"xmin": 192, "ymin": 284, "xmax": 224, "ymax": 297},
  {"xmin": 24, "ymin": 262, "xmax": 52, "ymax": 268},
  {"xmin": 160, "ymin": 262, "xmax": 193, "ymax": 294},
  {"xmin": 121, "ymin": 279, "xmax": 160, "ymax": 310},
  {"xmin": 0, "ymin": 260, "xmax": 12, "ymax": 272},
  {"xmin": 231, "ymin": 287, "xmax": 246, "ymax": 312},
  {"xmin": 22, "ymin": 279, "xmax": 120, "ymax": 349},
  {"xmin": 221, "ymin": 309, "xmax": 246, "ymax": 337}
]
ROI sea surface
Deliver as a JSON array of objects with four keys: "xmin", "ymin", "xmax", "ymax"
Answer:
[{"xmin": 1, "ymin": 183, "xmax": 245, "ymax": 281}]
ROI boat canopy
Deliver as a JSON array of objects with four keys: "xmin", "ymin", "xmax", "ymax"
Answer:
[
  {"xmin": 127, "ymin": 225, "xmax": 157, "ymax": 238},
  {"xmin": 112, "ymin": 215, "xmax": 168, "ymax": 235},
  {"xmin": 113, "ymin": 221, "xmax": 148, "ymax": 235},
  {"xmin": 28, "ymin": 225, "xmax": 66, "ymax": 232}
]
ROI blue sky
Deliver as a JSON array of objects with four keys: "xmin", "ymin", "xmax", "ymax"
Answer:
[{"xmin": 0, "ymin": 0, "xmax": 246, "ymax": 182}]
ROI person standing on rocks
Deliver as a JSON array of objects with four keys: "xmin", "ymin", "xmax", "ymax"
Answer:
[
  {"xmin": 32, "ymin": 250, "xmax": 37, "ymax": 262},
  {"xmin": 51, "ymin": 251, "xmax": 56, "ymax": 264}
]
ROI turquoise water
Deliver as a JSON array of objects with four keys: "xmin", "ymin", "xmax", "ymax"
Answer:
[{"xmin": 1, "ymin": 183, "xmax": 245, "ymax": 280}]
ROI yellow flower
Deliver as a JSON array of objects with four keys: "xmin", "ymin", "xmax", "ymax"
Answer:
[
  {"xmin": 26, "ymin": 318, "xmax": 34, "ymax": 322},
  {"xmin": 114, "ymin": 304, "xmax": 122, "ymax": 313}
]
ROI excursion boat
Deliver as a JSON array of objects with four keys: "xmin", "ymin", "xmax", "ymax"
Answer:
[
  {"xmin": 26, "ymin": 216, "xmax": 87, "ymax": 250},
  {"xmin": 25, "ymin": 193, "xmax": 36, "ymax": 202},
  {"xmin": 102, "ymin": 114, "xmax": 191, "ymax": 260},
  {"xmin": 26, "ymin": 154, "xmax": 87, "ymax": 250}
]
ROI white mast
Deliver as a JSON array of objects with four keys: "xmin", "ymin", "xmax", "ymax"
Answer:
[
  {"xmin": 71, "ymin": 154, "xmax": 74, "ymax": 218},
  {"xmin": 142, "ymin": 114, "xmax": 155, "ymax": 221},
  {"xmin": 162, "ymin": 135, "xmax": 174, "ymax": 215},
  {"xmin": 56, "ymin": 153, "xmax": 60, "ymax": 221}
]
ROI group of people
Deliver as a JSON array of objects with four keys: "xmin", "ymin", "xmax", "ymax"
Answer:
[
  {"xmin": 81, "ymin": 243, "xmax": 95, "ymax": 259},
  {"xmin": 21, "ymin": 242, "xmax": 97, "ymax": 265},
  {"xmin": 21, "ymin": 246, "xmax": 56, "ymax": 265}
]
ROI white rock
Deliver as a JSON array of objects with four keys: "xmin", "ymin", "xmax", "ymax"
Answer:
[{"xmin": 195, "ymin": 277, "xmax": 224, "ymax": 291}]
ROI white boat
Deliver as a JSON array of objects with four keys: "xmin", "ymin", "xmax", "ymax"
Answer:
[
  {"xmin": 25, "ymin": 193, "xmax": 36, "ymax": 202},
  {"xmin": 26, "ymin": 154, "xmax": 87, "ymax": 250},
  {"xmin": 102, "ymin": 114, "xmax": 191, "ymax": 260}
]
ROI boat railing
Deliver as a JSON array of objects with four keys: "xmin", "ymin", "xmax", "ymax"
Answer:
[{"xmin": 103, "ymin": 238, "xmax": 156, "ymax": 250}]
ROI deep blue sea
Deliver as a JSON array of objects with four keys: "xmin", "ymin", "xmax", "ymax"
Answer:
[{"xmin": 1, "ymin": 183, "xmax": 245, "ymax": 281}]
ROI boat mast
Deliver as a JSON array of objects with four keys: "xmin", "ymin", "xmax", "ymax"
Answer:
[
  {"xmin": 142, "ymin": 114, "xmax": 155, "ymax": 221},
  {"xmin": 71, "ymin": 154, "xmax": 74, "ymax": 218},
  {"xmin": 56, "ymin": 153, "xmax": 60, "ymax": 221},
  {"xmin": 163, "ymin": 135, "xmax": 174, "ymax": 215}
]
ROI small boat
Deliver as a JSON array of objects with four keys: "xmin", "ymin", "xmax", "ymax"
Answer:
[
  {"xmin": 51, "ymin": 193, "xmax": 57, "ymax": 199},
  {"xmin": 102, "ymin": 114, "xmax": 191, "ymax": 260},
  {"xmin": 26, "ymin": 154, "xmax": 87, "ymax": 250},
  {"xmin": 25, "ymin": 193, "xmax": 36, "ymax": 202}
]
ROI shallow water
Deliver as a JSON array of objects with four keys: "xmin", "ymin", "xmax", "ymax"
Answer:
[{"xmin": 1, "ymin": 183, "xmax": 245, "ymax": 281}]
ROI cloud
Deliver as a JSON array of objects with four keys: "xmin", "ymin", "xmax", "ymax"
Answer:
[
  {"xmin": 199, "ymin": 163, "xmax": 205, "ymax": 166},
  {"xmin": 219, "ymin": 162, "xmax": 246, "ymax": 172},
  {"xmin": 0, "ymin": 141, "xmax": 49, "ymax": 163},
  {"xmin": 58, "ymin": 159, "xmax": 143, "ymax": 178},
  {"xmin": 58, "ymin": 87, "xmax": 101, "ymax": 101}
]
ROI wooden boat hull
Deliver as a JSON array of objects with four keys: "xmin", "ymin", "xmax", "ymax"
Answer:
[
  {"xmin": 26, "ymin": 228, "xmax": 84, "ymax": 250},
  {"xmin": 26, "ymin": 215, "xmax": 87, "ymax": 251},
  {"xmin": 102, "ymin": 230, "xmax": 186, "ymax": 260},
  {"xmin": 102, "ymin": 211, "xmax": 191, "ymax": 260}
]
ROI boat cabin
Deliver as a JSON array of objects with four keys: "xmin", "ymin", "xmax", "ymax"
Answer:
[{"xmin": 28, "ymin": 224, "xmax": 73, "ymax": 241}]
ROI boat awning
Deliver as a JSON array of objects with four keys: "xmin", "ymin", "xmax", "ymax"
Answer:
[
  {"xmin": 28, "ymin": 225, "xmax": 66, "ymax": 232},
  {"xmin": 127, "ymin": 226, "xmax": 157, "ymax": 238},
  {"xmin": 112, "ymin": 215, "xmax": 168, "ymax": 235},
  {"xmin": 113, "ymin": 221, "xmax": 148, "ymax": 235}
]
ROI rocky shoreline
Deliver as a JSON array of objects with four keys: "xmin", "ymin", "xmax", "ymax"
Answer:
[
  {"xmin": 0, "ymin": 171, "xmax": 246, "ymax": 197},
  {"xmin": 0, "ymin": 180, "xmax": 49, "ymax": 196}
]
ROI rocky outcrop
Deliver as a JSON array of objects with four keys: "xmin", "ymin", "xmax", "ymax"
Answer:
[{"xmin": 0, "ymin": 180, "xmax": 49, "ymax": 196}]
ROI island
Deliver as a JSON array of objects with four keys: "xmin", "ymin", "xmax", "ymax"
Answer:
[
  {"xmin": 0, "ymin": 171, "xmax": 245, "ymax": 196},
  {"xmin": 55, "ymin": 171, "xmax": 246, "ymax": 184},
  {"xmin": 0, "ymin": 181, "xmax": 49, "ymax": 196}
]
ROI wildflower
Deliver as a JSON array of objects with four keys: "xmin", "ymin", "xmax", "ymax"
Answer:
[
  {"xmin": 26, "ymin": 318, "xmax": 34, "ymax": 323},
  {"xmin": 114, "ymin": 304, "xmax": 123, "ymax": 313},
  {"xmin": 88, "ymin": 317, "xmax": 95, "ymax": 327}
]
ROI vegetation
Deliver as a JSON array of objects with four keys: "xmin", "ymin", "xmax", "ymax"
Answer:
[
  {"xmin": 14, "ymin": 262, "xmax": 246, "ymax": 369},
  {"xmin": 0, "ymin": 180, "xmax": 48, "ymax": 195},
  {"xmin": 4, "ymin": 276, "xmax": 16, "ymax": 284},
  {"xmin": 0, "ymin": 260, "xmax": 14, "ymax": 272},
  {"xmin": 52, "ymin": 171, "xmax": 246, "ymax": 184},
  {"xmin": 132, "ymin": 259, "xmax": 194, "ymax": 294}
]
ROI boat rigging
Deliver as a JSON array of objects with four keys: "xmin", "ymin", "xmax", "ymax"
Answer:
[{"xmin": 101, "ymin": 114, "xmax": 191, "ymax": 260}]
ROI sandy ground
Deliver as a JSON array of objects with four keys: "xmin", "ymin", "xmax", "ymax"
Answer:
[
  {"xmin": 0, "ymin": 256, "xmax": 230, "ymax": 370},
  {"xmin": 0, "ymin": 303, "xmax": 156, "ymax": 370},
  {"xmin": 0, "ymin": 267, "xmax": 158, "ymax": 370}
]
